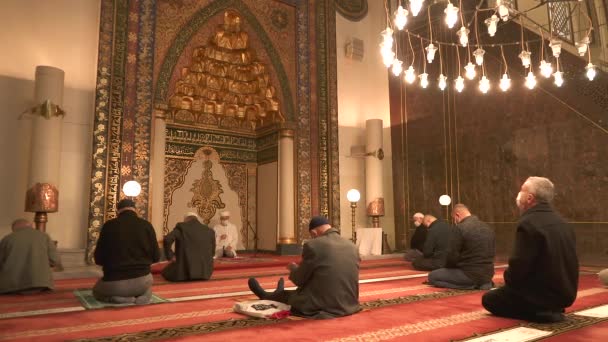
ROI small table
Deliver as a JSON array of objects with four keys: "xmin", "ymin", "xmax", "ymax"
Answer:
[{"xmin": 356, "ymin": 228, "xmax": 383, "ymax": 256}]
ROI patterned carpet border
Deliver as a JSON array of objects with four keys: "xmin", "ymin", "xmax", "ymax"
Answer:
[
  {"xmin": 455, "ymin": 304, "xmax": 608, "ymax": 341},
  {"xmin": 71, "ymin": 289, "xmax": 472, "ymax": 341}
]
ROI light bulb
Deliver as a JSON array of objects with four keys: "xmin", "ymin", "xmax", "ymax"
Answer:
[
  {"xmin": 346, "ymin": 189, "xmax": 361, "ymax": 202},
  {"xmin": 404, "ymin": 66, "xmax": 416, "ymax": 84},
  {"xmin": 381, "ymin": 27, "xmax": 394, "ymax": 45},
  {"xmin": 485, "ymin": 15, "xmax": 499, "ymax": 37},
  {"xmin": 123, "ymin": 180, "xmax": 141, "ymax": 197},
  {"xmin": 457, "ymin": 26, "xmax": 469, "ymax": 47},
  {"xmin": 498, "ymin": 3, "xmax": 510, "ymax": 21},
  {"xmin": 499, "ymin": 73, "xmax": 511, "ymax": 91},
  {"xmin": 454, "ymin": 76, "xmax": 465, "ymax": 92},
  {"xmin": 586, "ymin": 63, "xmax": 596, "ymax": 81},
  {"xmin": 410, "ymin": 0, "xmax": 424, "ymax": 17},
  {"xmin": 426, "ymin": 43, "xmax": 438, "ymax": 63},
  {"xmin": 553, "ymin": 71, "xmax": 564, "ymax": 87},
  {"xmin": 539, "ymin": 60, "xmax": 553, "ymax": 78},
  {"xmin": 576, "ymin": 37, "xmax": 590, "ymax": 56},
  {"xmin": 518, "ymin": 50, "xmax": 531, "ymax": 67},
  {"xmin": 525, "ymin": 71, "xmax": 537, "ymax": 89},
  {"xmin": 473, "ymin": 48, "xmax": 485, "ymax": 66},
  {"xmin": 394, "ymin": 6, "xmax": 409, "ymax": 30},
  {"xmin": 438, "ymin": 74, "xmax": 447, "ymax": 90},
  {"xmin": 380, "ymin": 44, "xmax": 395, "ymax": 68},
  {"xmin": 391, "ymin": 59, "xmax": 403, "ymax": 76},
  {"xmin": 419, "ymin": 73, "xmax": 429, "ymax": 88},
  {"xmin": 444, "ymin": 3, "xmax": 459, "ymax": 29},
  {"xmin": 464, "ymin": 62, "xmax": 476, "ymax": 80},
  {"xmin": 550, "ymin": 39, "xmax": 562, "ymax": 58},
  {"xmin": 479, "ymin": 75, "xmax": 490, "ymax": 93}
]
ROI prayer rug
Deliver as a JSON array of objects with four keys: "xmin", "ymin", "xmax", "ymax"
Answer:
[{"xmin": 73, "ymin": 289, "xmax": 168, "ymax": 309}]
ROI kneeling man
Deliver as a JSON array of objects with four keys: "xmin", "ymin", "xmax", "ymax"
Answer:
[
  {"xmin": 248, "ymin": 216, "xmax": 361, "ymax": 319},
  {"xmin": 162, "ymin": 212, "xmax": 215, "ymax": 281},
  {"xmin": 94, "ymin": 199, "xmax": 160, "ymax": 304},
  {"xmin": 412, "ymin": 214, "xmax": 451, "ymax": 271},
  {"xmin": 482, "ymin": 177, "xmax": 578, "ymax": 322},
  {"xmin": 428, "ymin": 204, "xmax": 495, "ymax": 289}
]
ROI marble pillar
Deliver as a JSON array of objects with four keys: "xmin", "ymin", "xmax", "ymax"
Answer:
[
  {"xmin": 365, "ymin": 119, "xmax": 384, "ymax": 228},
  {"xmin": 277, "ymin": 129, "xmax": 299, "ymax": 255},
  {"xmin": 150, "ymin": 109, "xmax": 166, "ymax": 239}
]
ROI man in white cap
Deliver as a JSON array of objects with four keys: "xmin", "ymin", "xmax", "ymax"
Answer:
[
  {"xmin": 212, "ymin": 211, "xmax": 238, "ymax": 258},
  {"xmin": 161, "ymin": 212, "xmax": 215, "ymax": 282}
]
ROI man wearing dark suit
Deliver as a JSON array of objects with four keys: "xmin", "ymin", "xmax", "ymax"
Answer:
[
  {"xmin": 482, "ymin": 177, "xmax": 579, "ymax": 322},
  {"xmin": 93, "ymin": 199, "xmax": 160, "ymax": 304},
  {"xmin": 162, "ymin": 212, "xmax": 216, "ymax": 282},
  {"xmin": 412, "ymin": 214, "xmax": 451, "ymax": 271},
  {"xmin": 248, "ymin": 216, "xmax": 361, "ymax": 319},
  {"xmin": 428, "ymin": 204, "xmax": 495, "ymax": 289},
  {"xmin": 404, "ymin": 212, "xmax": 428, "ymax": 261}
]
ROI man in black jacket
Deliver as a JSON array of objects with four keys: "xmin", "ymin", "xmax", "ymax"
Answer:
[
  {"xmin": 404, "ymin": 212, "xmax": 427, "ymax": 261},
  {"xmin": 162, "ymin": 212, "xmax": 215, "ymax": 282},
  {"xmin": 482, "ymin": 177, "xmax": 579, "ymax": 322},
  {"xmin": 428, "ymin": 204, "xmax": 495, "ymax": 289},
  {"xmin": 93, "ymin": 199, "xmax": 160, "ymax": 304},
  {"xmin": 412, "ymin": 214, "xmax": 451, "ymax": 271}
]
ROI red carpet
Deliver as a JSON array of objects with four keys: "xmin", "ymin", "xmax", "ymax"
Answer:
[{"xmin": 2, "ymin": 256, "xmax": 605, "ymax": 342}]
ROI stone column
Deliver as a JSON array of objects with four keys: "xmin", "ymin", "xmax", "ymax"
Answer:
[
  {"xmin": 26, "ymin": 66, "xmax": 65, "ymax": 231},
  {"xmin": 277, "ymin": 128, "xmax": 299, "ymax": 255},
  {"xmin": 365, "ymin": 119, "xmax": 385, "ymax": 228},
  {"xmin": 150, "ymin": 109, "xmax": 166, "ymax": 239}
]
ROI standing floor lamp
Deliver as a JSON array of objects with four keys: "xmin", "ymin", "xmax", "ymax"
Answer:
[{"xmin": 346, "ymin": 189, "xmax": 361, "ymax": 243}]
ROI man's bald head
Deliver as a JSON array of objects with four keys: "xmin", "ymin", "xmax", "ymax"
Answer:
[
  {"xmin": 11, "ymin": 219, "xmax": 32, "ymax": 232},
  {"xmin": 452, "ymin": 204, "xmax": 471, "ymax": 224},
  {"xmin": 422, "ymin": 214, "xmax": 437, "ymax": 227}
]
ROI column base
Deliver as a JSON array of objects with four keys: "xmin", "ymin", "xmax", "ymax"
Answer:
[{"xmin": 276, "ymin": 243, "xmax": 302, "ymax": 256}]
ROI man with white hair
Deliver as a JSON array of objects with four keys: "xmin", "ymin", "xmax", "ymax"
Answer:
[
  {"xmin": 482, "ymin": 177, "xmax": 578, "ymax": 322},
  {"xmin": 212, "ymin": 211, "xmax": 238, "ymax": 258},
  {"xmin": 404, "ymin": 212, "xmax": 427, "ymax": 261},
  {"xmin": 0, "ymin": 219, "xmax": 59, "ymax": 294},
  {"xmin": 162, "ymin": 212, "xmax": 216, "ymax": 282}
]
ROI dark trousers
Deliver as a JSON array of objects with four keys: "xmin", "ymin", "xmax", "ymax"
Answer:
[
  {"xmin": 412, "ymin": 257, "xmax": 442, "ymax": 271},
  {"xmin": 428, "ymin": 268, "xmax": 476, "ymax": 289},
  {"xmin": 482, "ymin": 286, "xmax": 564, "ymax": 322}
]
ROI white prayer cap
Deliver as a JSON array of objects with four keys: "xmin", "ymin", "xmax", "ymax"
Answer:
[
  {"xmin": 220, "ymin": 210, "xmax": 230, "ymax": 217},
  {"xmin": 413, "ymin": 212, "xmax": 424, "ymax": 219},
  {"xmin": 184, "ymin": 212, "xmax": 199, "ymax": 220}
]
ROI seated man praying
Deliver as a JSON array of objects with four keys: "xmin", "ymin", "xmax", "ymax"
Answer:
[
  {"xmin": 212, "ymin": 211, "xmax": 238, "ymax": 258},
  {"xmin": 247, "ymin": 216, "xmax": 361, "ymax": 319},
  {"xmin": 411, "ymin": 214, "xmax": 451, "ymax": 271},
  {"xmin": 162, "ymin": 212, "xmax": 215, "ymax": 282},
  {"xmin": 93, "ymin": 199, "xmax": 160, "ymax": 304},
  {"xmin": 427, "ymin": 204, "xmax": 495, "ymax": 290},
  {"xmin": 0, "ymin": 219, "xmax": 59, "ymax": 294}
]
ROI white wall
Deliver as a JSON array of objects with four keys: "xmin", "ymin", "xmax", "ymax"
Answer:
[
  {"xmin": 0, "ymin": 0, "xmax": 100, "ymax": 248},
  {"xmin": 336, "ymin": 1, "xmax": 395, "ymax": 249}
]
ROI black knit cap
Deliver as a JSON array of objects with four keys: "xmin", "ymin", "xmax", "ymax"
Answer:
[
  {"xmin": 117, "ymin": 199, "xmax": 136, "ymax": 210},
  {"xmin": 309, "ymin": 216, "xmax": 329, "ymax": 230}
]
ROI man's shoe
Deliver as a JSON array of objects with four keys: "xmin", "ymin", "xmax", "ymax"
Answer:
[
  {"xmin": 275, "ymin": 277, "xmax": 285, "ymax": 292},
  {"xmin": 477, "ymin": 282, "xmax": 494, "ymax": 290},
  {"xmin": 248, "ymin": 277, "xmax": 269, "ymax": 299},
  {"xmin": 534, "ymin": 311, "xmax": 566, "ymax": 323}
]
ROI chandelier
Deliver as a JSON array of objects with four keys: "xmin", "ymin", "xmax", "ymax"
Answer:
[{"xmin": 379, "ymin": 0, "xmax": 597, "ymax": 93}]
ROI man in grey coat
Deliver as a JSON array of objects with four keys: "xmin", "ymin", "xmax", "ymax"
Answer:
[
  {"xmin": 248, "ymin": 216, "xmax": 361, "ymax": 319},
  {"xmin": 162, "ymin": 212, "xmax": 216, "ymax": 281},
  {"xmin": 0, "ymin": 219, "xmax": 59, "ymax": 294}
]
